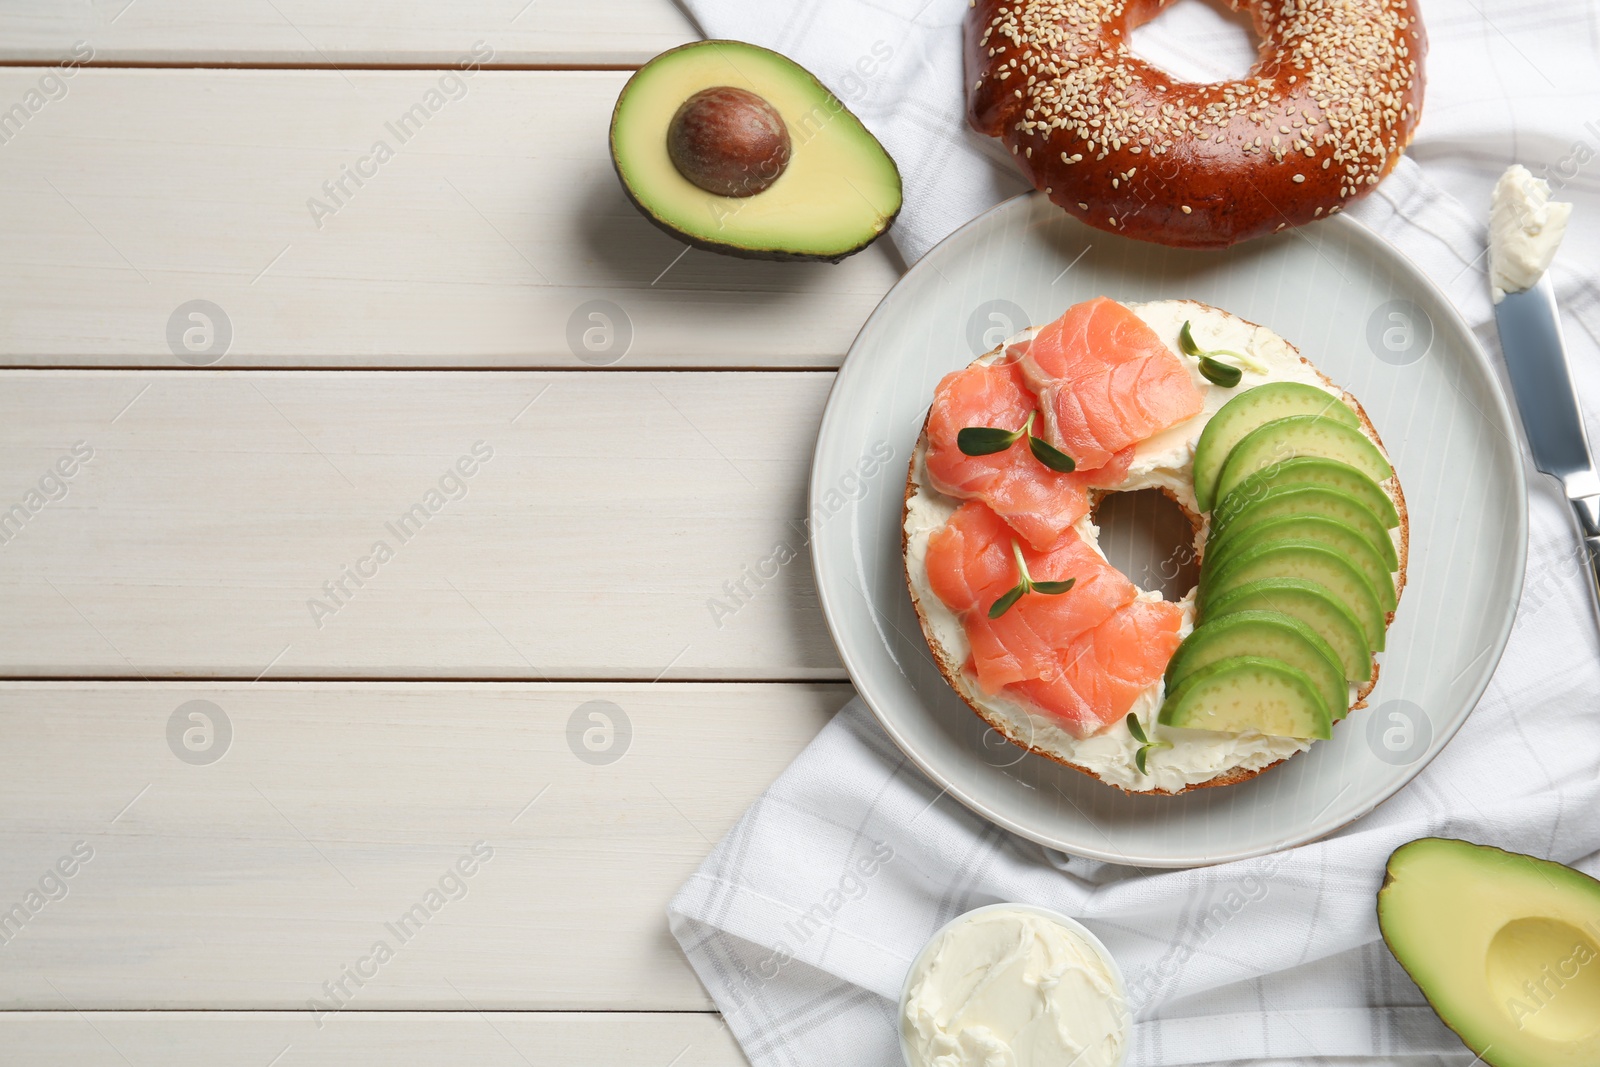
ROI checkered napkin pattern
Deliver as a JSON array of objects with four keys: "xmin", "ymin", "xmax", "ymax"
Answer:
[{"xmin": 670, "ymin": 1, "xmax": 1600, "ymax": 1064}]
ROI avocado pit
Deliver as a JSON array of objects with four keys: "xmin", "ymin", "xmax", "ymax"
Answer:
[{"xmin": 667, "ymin": 86, "xmax": 791, "ymax": 198}]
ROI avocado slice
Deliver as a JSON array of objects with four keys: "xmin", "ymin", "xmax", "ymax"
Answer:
[
  {"xmin": 1165, "ymin": 611, "xmax": 1349, "ymax": 722},
  {"xmin": 1158, "ymin": 655, "xmax": 1332, "ymax": 739},
  {"xmin": 1214, "ymin": 415, "xmax": 1393, "ymax": 507},
  {"xmin": 1215, "ymin": 457, "xmax": 1401, "ymax": 530},
  {"xmin": 1209, "ymin": 484, "xmax": 1398, "ymax": 568},
  {"xmin": 1206, "ymin": 515, "xmax": 1397, "ymax": 612},
  {"xmin": 1379, "ymin": 837, "xmax": 1600, "ymax": 1067},
  {"xmin": 1193, "ymin": 383, "xmax": 1360, "ymax": 512},
  {"xmin": 1202, "ymin": 578, "xmax": 1373, "ymax": 683},
  {"xmin": 609, "ymin": 41, "xmax": 903, "ymax": 261},
  {"xmin": 1199, "ymin": 539, "xmax": 1387, "ymax": 652}
]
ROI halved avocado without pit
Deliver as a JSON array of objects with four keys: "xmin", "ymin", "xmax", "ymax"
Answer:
[
  {"xmin": 610, "ymin": 41, "xmax": 903, "ymax": 261},
  {"xmin": 1379, "ymin": 837, "xmax": 1600, "ymax": 1067},
  {"xmin": 1158, "ymin": 655, "xmax": 1332, "ymax": 740}
]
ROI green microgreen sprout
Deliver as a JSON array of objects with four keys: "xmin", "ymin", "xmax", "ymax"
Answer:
[
  {"xmin": 988, "ymin": 539, "xmax": 1076, "ymax": 619},
  {"xmin": 1125, "ymin": 713, "xmax": 1173, "ymax": 775},
  {"xmin": 1178, "ymin": 320, "xmax": 1269, "ymax": 388},
  {"xmin": 957, "ymin": 410, "xmax": 1077, "ymax": 473}
]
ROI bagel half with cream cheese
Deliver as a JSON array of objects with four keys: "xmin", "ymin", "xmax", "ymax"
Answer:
[{"xmin": 903, "ymin": 298, "xmax": 1407, "ymax": 794}]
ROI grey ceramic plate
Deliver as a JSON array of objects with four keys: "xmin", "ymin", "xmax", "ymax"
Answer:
[{"xmin": 810, "ymin": 193, "xmax": 1527, "ymax": 867}]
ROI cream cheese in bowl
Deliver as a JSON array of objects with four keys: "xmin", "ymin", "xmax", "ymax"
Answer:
[{"xmin": 900, "ymin": 903, "xmax": 1129, "ymax": 1067}]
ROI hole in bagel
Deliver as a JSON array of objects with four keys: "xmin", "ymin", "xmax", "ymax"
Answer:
[
  {"xmin": 1091, "ymin": 489, "xmax": 1200, "ymax": 602},
  {"xmin": 1127, "ymin": 0, "xmax": 1260, "ymax": 84}
]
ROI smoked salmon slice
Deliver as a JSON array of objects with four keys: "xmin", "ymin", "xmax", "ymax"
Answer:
[
  {"xmin": 1010, "ymin": 600, "xmax": 1185, "ymax": 738},
  {"xmin": 924, "ymin": 501, "xmax": 1183, "ymax": 739},
  {"xmin": 925, "ymin": 355, "xmax": 1135, "ymax": 550},
  {"xmin": 924, "ymin": 502, "xmax": 1138, "ymax": 695},
  {"xmin": 1019, "ymin": 297, "xmax": 1205, "ymax": 472}
]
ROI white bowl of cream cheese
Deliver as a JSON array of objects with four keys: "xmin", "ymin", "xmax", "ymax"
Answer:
[{"xmin": 899, "ymin": 902, "xmax": 1130, "ymax": 1067}]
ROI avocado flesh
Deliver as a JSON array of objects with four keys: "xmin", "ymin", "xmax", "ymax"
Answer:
[
  {"xmin": 1216, "ymin": 458, "xmax": 1401, "ymax": 529},
  {"xmin": 1207, "ymin": 515, "xmax": 1397, "ymax": 612},
  {"xmin": 1210, "ymin": 484, "xmax": 1398, "ymax": 568},
  {"xmin": 1200, "ymin": 539, "xmax": 1387, "ymax": 652},
  {"xmin": 1379, "ymin": 838, "xmax": 1600, "ymax": 1067},
  {"xmin": 1193, "ymin": 383, "xmax": 1359, "ymax": 512},
  {"xmin": 1215, "ymin": 415, "xmax": 1394, "ymax": 506},
  {"xmin": 1158, "ymin": 655, "xmax": 1331, "ymax": 739},
  {"xmin": 610, "ymin": 41, "xmax": 902, "ymax": 261},
  {"xmin": 1166, "ymin": 610, "xmax": 1349, "ymax": 723},
  {"xmin": 1203, "ymin": 578, "xmax": 1372, "ymax": 683}
]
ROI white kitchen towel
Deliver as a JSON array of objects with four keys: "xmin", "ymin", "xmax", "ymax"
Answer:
[{"xmin": 669, "ymin": 1, "xmax": 1600, "ymax": 1065}]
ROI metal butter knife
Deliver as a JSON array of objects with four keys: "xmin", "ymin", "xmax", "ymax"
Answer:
[{"xmin": 1495, "ymin": 275, "xmax": 1600, "ymax": 623}]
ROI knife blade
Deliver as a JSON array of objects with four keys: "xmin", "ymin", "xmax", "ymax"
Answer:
[{"xmin": 1494, "ymin": 275, "xmax": 1600, "ymax": 624}]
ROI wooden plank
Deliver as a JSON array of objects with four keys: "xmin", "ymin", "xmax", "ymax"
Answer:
[
  {"xmin": 0, "ymin": 370, "xmax": 874, "ymax": 680},
  {"xmin": 0, "ymin": 1, "xmax": 698, "ymax": 67},
  {"xmin": 0, "ymin": 69, "xmax": 900, "ymax": 368},
  {"xmin": 0, "ymin": 1012, "xmax": 746, "ymax": 1066},
  {"xmin": 0, "ymin": 681, "xmax": 843, "ymax": 1009}
]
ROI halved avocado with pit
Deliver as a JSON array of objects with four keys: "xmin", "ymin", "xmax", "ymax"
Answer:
[
  {"xmin": 1379, "ymin": 837, "xmax": 1600, "ymax": 1067},
  {"xmin": 609, "ymin": 41, "xmax": 902, "ymax": 261}
]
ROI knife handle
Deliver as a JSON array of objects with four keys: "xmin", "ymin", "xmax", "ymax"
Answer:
[{"xmin": 1571, "ymin": 495, "xmax": 1600, "ymax": 629}]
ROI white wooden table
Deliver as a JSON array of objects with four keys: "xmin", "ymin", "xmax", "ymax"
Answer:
[{"xmin": 0, "ymin": 4, "xmax": 905, "ymax": 1061}]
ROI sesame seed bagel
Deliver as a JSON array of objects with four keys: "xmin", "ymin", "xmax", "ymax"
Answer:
[{"xmin": 965, "ymin": 0, "xmax": 1427, "ymax": 247}]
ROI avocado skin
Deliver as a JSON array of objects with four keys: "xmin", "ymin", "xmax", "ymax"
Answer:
[
  {"xmin": 611, "ymin": 164, "xmax": 901, "ymax": 264},
  {"xmin": 608, "ymin": 40, "xmax": 903, "ymax": 264},
  {"xmin": 1378, "ymin": 836, "xmax": 1600, "ymax": 1067}
]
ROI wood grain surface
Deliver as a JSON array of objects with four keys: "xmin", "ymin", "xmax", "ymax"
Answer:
[
  {"xmin": 0, "ymin": 1, "xmax": 698, "ymax": 67},
  {"xmin": 0, "ymin": 69, "xmax": 899, "ymax": 368},
  {"xmin": 0, "ymin": 682, "xmax": 844, "ymax": 1009},
  {"xmin": 0, "ymin": 370, "xmax": 857, "ymax": 680}
]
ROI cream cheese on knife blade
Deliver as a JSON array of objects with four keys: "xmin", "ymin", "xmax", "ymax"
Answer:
[{"xmin": 1490, "ymin": 164, "xmax": 1572, "ymax": 303}]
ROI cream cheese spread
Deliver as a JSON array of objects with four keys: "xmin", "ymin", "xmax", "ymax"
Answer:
[
  {"xmin": 904, "ymin": 300, "xmax": 1380, "ymax": 792},
  {"xmin": 1489, "ymin": 164, "xmax": 1572, "ymax": 303},
  {"xmin": 902, "ymin": 905, "xmax": 1128, "ymax": 1067}
]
